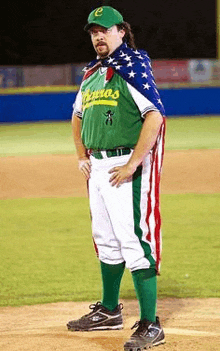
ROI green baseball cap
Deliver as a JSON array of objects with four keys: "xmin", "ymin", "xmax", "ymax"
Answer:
[{"xmin": 84, "ymin": 6, "xmax": 124, "ymax": 31}]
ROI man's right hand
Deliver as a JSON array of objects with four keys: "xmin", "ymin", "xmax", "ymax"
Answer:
[{"xmin": 78, "ymin": 157, "xmax": 92, "ymax": 180}]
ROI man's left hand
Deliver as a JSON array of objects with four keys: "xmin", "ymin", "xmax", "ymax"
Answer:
[{"xmin": 108, "ymin": 163, "xmax": 136, "ymax": 187}]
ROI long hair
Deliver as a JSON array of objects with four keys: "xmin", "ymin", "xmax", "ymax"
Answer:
[{"xmin": 117, "ymin": 22, "xmax": 137, "ymax": 50}]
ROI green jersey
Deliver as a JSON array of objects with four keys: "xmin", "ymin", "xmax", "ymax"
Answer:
[{"xmin": 73, "ymin": 67, "xmax": 158, "ymax": 150}]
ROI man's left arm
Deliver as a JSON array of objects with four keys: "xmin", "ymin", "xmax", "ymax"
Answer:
[{"xmin": 109, "ymin": 111, "xmax": 163, "ymax": 187}]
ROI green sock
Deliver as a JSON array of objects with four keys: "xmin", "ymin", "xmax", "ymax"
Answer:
[
  {"xmin": 100, "ymin": 261, "xmax": 125, "ymax": 311},
  {"xmin": 132, "ymin": 268, "xmax": 157, "ymax": 322}
]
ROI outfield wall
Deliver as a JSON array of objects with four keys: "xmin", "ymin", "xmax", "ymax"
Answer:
[
  {"xmin": 1, "ymin": 86, "xmax": 220, "ymax": 123},
  {"xmin": 0, "ymin": 92, "xmax": 76, "ymax": 123}
]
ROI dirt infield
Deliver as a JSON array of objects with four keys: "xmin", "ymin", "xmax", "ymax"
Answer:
[
  {"xmin": 0, "ymin": 149, "xmax": 220, "ymax": 350},
  {"xmin": 0, "ymin": 299, "xmax": 220, "ymax": 351},
  {"xmin": 0, "ymin": 149, "xmax": 220, "ymax": 199}
]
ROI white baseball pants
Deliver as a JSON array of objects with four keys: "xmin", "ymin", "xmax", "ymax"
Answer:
[{"xmin": 88, "ymin": 123, "xmax": 165, "ymax": 273}]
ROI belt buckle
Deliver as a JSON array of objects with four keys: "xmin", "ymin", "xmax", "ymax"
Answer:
[{"xmin": 92, "ymin": 150, "xmax": 103, "ymax": 159}]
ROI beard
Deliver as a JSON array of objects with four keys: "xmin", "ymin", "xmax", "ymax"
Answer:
[{"xmin": 95, "ymin": 42, "xmax": 110, "ymax": 58}]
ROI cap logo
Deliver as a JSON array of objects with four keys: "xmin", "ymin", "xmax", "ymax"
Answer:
[{"xmin": 94, "ymin": 7, "xmax": 103, "ymax": 17}]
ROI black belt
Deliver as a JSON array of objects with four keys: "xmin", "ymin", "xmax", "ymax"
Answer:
[{"xmin": 90, "ymin": 148, "xmax": 132, "ymax": 159}]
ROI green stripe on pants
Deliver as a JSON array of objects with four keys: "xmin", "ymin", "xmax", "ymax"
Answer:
[{"xmin": 132, "ymin": 165, "xmax": 156, "ymax": 268}]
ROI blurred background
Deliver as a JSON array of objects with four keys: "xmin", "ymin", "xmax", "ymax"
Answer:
[
  {"xmin": 0, "ymin": 0, "xmax": 220, "ymax": 121},
  {"xmin": 1, "ymin": 0, "xmax": 217, "ymax": 64}
]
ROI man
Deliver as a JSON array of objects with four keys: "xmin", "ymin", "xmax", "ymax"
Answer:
[{"xmin": 67, "ymin": 6, "xmax": 166, "ymax": 351}]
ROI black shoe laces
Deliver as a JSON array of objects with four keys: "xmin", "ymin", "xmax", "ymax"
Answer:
[
  {"xmin": 81, "ymin": 301, "xmax": 123, "ymax": 320},
  {"xmin": 89, "ymin": 301, "xmax": 102, "ymax": 311},
  {"xmin": 80, "ymin": 301, "xmax": 102, "ymax": 319},
  {"xmin": 131, "ymin": 320, "xmax": 152, "ymax": 336}
]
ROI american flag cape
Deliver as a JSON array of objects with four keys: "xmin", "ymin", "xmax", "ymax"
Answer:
[
  {"xmin": 83, "ymin": 42, "xmax": 166, "ymax": 274},
  {"xmin": 83, "ymin": 42, "xmax": 166, "ymax": 117}
]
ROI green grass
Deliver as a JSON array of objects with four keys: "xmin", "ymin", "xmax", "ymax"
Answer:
[
  {"xmin": 0, "ymin": 194, "xmax": 219, "ymax": 307},
  {"xmin": 0, "ymin": 198, "xmax": 96, "ymax": 306},
  {"xmin": 159, "ymin": 194, "xmax": 219, "ymax": 298},
  {"xmin": 0, "ymin": 121, "xmax": 75, "ymax": 156},
  {"xmin": 165, "ymin": 116, "xmax": 220, "ymax": 150},
  {"xmin": 0, "ymin": 116, "xmax": 219, "ymax": 306},
  {"xmin": 0, "ymin": 116, "xmax": 219, "ymax": 157}
]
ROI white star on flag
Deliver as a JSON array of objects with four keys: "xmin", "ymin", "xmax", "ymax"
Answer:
[
  {"xmin": 112, "ymin": 61, "xmax": 118, "ymax": 65},
  {"xmin": 157, "ymin": 98, "xmax": 162, "ymax": 104},
  {"xmin": 120, "ymin": 51, "xmax": 126, "ymax": 57},
  {"xmin": 127, "ymin": 61, "xmax": 134, "ymax": 67},
  {"xmin": 143, "ymin": 83, "xmax": 150, "ymax": 90},
  {"xmin": 107, "ymin": 57, "xmax": 115, "ymax": 64},
  {"xmin": 124, "ymin": 55, "xmax": 132, "ymax": 61},
  {"xmin": 115, "ymin": 65, "xmax": 122, "ymax": 70},
  {"xmin": 141, "ymin": 63, "xmax": 147, "ymax": 68},
  {"xmin": 137, "ymin": 56, "xmax": 144, "ymax": 60},
  {"xmin": 128, "ymin": 70, "xmax": 136, "ymax": 78},
  {"xmin": 141, "ymin": 72, "xmax": 148, "ymax": 78},
  {"xmin": 133, "ymin": 50, "xmax": 140, "ymax": 55}
]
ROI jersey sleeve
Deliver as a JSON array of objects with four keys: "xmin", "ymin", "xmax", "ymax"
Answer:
[
  {"xmin": 73, "ymin": 86, "xmax": 82, "ymax": 118},
  {"xmin": 126, "ymin": 81, "xmax": 159, "ymax": 118}
]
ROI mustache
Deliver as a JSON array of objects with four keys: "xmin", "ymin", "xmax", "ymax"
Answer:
[{"xmin": 96, "ymin": 42, "xmax": 107, "ymax": 47}]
